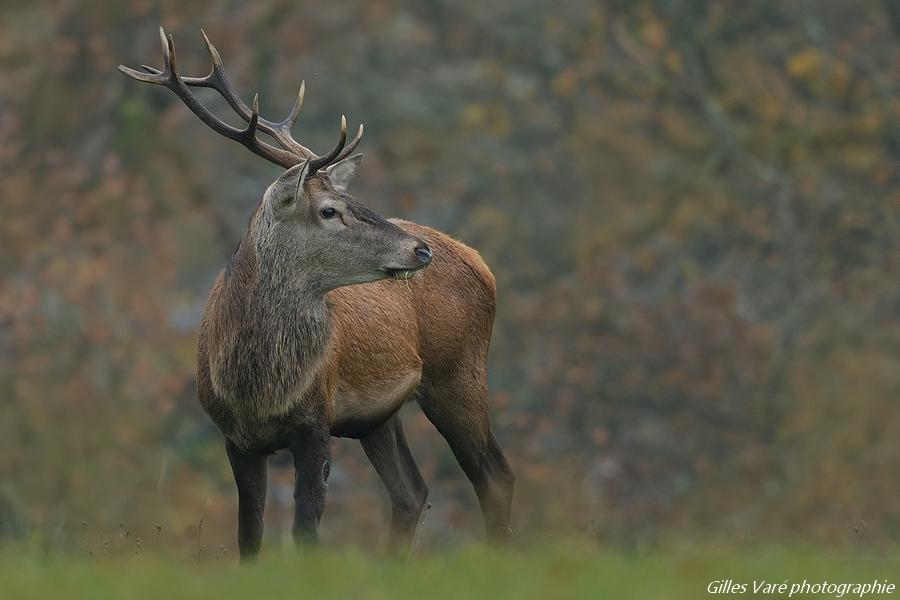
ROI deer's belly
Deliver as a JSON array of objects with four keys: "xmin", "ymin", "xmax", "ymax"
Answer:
[{"xmin": 330, "ymin": 368, "xmax": 421, "ymax": 437}]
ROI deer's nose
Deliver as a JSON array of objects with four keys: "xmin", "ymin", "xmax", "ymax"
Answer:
[{"xmin": 414, "ymin": 242, "xmax": 433, "ymax": 266}]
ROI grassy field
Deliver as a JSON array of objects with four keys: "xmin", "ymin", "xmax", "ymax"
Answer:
[{"xmin": 2, "ymin": 542, "xmax": 898, "ymax": 599}]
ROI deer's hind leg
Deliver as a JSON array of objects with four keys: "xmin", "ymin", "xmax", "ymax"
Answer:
[
  {"xmin": 360, "ymin": 414, "xmax": 429, "ymax": 551},
  {"xmin": 417, "ymin": 366, "xmax": 515, "ymax": 540}
]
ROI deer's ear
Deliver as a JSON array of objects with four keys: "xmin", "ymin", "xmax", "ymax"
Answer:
[
  {"xmin": 294, "ymin": 159, "xmax": 312, "ymax": 203},
  {"xmin": 325, "ymin": 153, "xmax": 363, "ymax": 192},
  {"xmin": 268, "ymin": 161, "xmax": 311, "ymax": 218}
]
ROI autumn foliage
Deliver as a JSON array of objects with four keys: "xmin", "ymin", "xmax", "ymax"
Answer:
[{"xmin": 1, "ymin": 1, "xmax": 898, "ymax": 552}]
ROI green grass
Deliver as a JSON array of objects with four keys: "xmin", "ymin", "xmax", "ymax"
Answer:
[{"xmin": 2, "ymin": 542, "xmax": 898, "ymax": 599}]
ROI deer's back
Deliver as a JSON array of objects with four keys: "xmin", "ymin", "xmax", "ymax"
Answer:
[{"xmin": 326, "ymin": 219, "xmax": 496, "ymax": 434}]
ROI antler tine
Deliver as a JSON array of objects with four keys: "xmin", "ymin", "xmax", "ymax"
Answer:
[
  {"xmin": 307, "ymin": 116, "xmax": 348, "ymax": 173},
  {"xmin": 163, "ymin": 28, "xmax": 176, "ymax": 73},
  {"xmin": 118, "ymin": 27, "xmax": 302, "ymax": 168},
  {"xmin": 332, "ymin": 123, "xmax": 364, "ymax": 164},
  {"xmin": 276, "ymin": 81, "xmax": 305, "ymax": 130},
  {"xmin": 241, "ymin": 93, "xmax": 262, "ymax": 145}
]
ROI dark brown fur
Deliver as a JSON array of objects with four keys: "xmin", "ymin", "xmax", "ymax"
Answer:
[
  {"xmin": 198, "ymin": 217, "xmax": 496, "ymax": 447},
  {"xmin": 197, "ymin": 203, "xmax": 514, "ymax": 554}
]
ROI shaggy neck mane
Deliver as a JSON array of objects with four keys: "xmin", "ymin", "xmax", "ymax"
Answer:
[{"xmin": 208, "ymin": 225, "xmax": 331, "ymax": 418}]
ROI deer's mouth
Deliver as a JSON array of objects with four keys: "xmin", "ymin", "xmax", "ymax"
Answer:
[
  {"xmin": 381, "ymin": 267, "xmax": 417, "ymax": 278},
  {"xmin": 379, "ymin": 241, "xmax": 431, "ymax": 278}
]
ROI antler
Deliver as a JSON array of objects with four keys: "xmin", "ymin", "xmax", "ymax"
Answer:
[{"xmin": 118, "ymin": 27, "xmax": 364, "ymax": 171}]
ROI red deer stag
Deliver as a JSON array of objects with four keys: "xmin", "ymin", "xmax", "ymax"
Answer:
[{"xmin": 119, "ymin": 28, "xmax": 515, "ymax": 558}]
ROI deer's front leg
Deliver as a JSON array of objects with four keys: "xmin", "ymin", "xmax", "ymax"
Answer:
[
  {"xmin": 225, "ymin": 439, "xmax": 268, "ymax": 560},
  {"xmin": 290, "ymin": 424, "xmax": 331, "ymax": 545}
]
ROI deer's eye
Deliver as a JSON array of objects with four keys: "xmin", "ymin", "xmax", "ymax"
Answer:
[{"xmin": 320, "ymin": 207, "xmax": 337, "ymax": 219}]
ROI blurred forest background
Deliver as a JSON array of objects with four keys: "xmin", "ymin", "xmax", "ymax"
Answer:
[{"xmin": 1, "ymin": 0, "xmax": 899, "ymax": 554}]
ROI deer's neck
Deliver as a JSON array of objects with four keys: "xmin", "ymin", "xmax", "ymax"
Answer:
[{"xmin": 209, "ymin": 235, "xmax": 332, "ymax": 418}]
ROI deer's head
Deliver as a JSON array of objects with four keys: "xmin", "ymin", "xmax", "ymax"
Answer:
[
  {"xmin": 120, "ymin": 28, "xmax": 432, "ymax": 294},
  {"xmin": 254, "ymin": 157, "xmax": 431, "ymax": 292}
]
